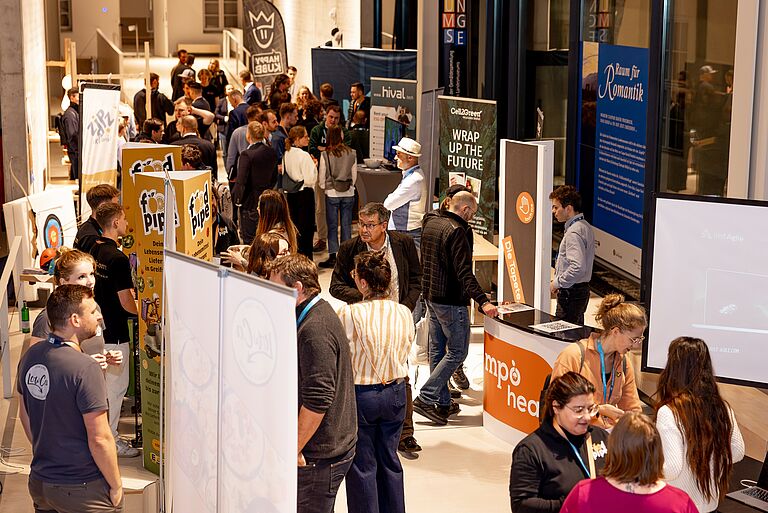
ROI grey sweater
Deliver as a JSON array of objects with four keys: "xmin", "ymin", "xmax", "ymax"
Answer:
[{"xmin": 296, "ymin": 296, "xmax": 357, "ymax": 459}]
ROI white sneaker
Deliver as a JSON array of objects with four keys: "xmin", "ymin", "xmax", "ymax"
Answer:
[{"xmin": 116, "ymin": 438, "xmax": 140, "ymax": 458}]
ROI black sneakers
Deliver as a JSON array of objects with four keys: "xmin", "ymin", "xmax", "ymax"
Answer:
[
  {"xmin": 398, "ymin": 436, "xmax": 422, "ymax": 453},
  {"xmin": 318, "ymin": 254, "xmax": 336, "ymax": 269},
  {"xmin": 413, "ymin": 396, "xmax": 448, "ymax": 425},
  {"xmin": 448, "ymin": 380, "xmax": 462, "ymax": 398},
  {"xmin": 437, "ymin": 400, "xmax": 461, "ymax": 418},
  {"xmin": 452, "ymin": 366, "xmax": 471, "ymax": 390}
]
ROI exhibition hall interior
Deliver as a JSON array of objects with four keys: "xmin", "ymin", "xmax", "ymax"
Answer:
[{"xmin": 0, "ymin": 0, "xmax": 767, "ymax": 512}]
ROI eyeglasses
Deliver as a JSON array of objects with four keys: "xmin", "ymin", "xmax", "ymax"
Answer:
[
  {"xmin": 562, "ymin": 403, "xmax": 600, "ymax": 417},
  {"xmin": 360, "ymin": 221, "xmax": 385, "ymax": 231},
  {"xmin": 624, "ymin": 333, "xmax": 645, "ymax": 346}
]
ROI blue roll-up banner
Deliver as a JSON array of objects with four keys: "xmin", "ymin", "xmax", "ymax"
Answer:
[
  {"xmin": 243, "ymin": 0, "xmax": 289, "ymax": 92},
  {"xmin": 310, "ymin": 47, "xmax": 417, "ymax": 105},
  {"xmin": 582, "ymin": 42, "xmax": 648, "ymax": 278}
]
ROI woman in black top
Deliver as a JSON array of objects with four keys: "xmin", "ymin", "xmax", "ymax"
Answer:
[{"xmin": 509, "ymin": 372, "xmax": 610, "ymax": 513}]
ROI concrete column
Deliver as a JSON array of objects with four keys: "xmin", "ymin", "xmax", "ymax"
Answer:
[
  {"xmin": 0, "ymin": 0, "xmax": 31, "ymax": 201},
  {"xmin": 417, "ymin": 0, "xmax": 439, "ymax": 195}
]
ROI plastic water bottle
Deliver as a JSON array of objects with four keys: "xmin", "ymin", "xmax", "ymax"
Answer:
[{"xmin": 21, "ymin": 302, "xmax": 30, "ymax": 333}]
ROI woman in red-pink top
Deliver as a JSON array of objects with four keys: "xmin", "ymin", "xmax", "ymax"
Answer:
[{"xmin": 561, "ymin": 412, "xmax": 697, "ymax": 513}]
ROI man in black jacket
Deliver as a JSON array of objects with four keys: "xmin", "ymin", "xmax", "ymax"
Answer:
[
  {"xmin": 232, "ymin": 121, "xmax": 278, "ymax": 244},
  {"xmin": 269, "ymin": 254, "xmax": 357, "ymax": 513},
  {"xmin": 170, "ymin": 116, "xmax": 217, "ymax": 179},
  {"xmin": 133, "ymin": 73, "xmax": 174, "ymax": 127},
  {"xmin": 413, "ymin": 191, "xmax": 498, "ymax": 425},
  {"xmin": 329, "ymin": 202, "xmax": 422, "ymax": 454},
  {"xmin": 61, "ymin": 87, "xmax": 80, "ymax": 180}
]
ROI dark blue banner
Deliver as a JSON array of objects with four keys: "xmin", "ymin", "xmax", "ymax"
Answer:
[
  {"xmin": 310, "ymin": 48, "xmax": 416, "ymax": 103},
  {"xmin": 591, "ymin": 43, "xmax": 648, "ymax": 248}
]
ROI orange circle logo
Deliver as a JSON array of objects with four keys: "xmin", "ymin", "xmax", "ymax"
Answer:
[{"xmin": 516, "ymin": 192, "xmax": 535, "ymax": 224}]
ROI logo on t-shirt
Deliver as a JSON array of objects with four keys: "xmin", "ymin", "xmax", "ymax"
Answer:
[{"xmin": 25, "ymin": 364, "xmax": 50, "ymax": 400}]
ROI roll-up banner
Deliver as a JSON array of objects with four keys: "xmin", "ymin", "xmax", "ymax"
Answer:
[
  {"xmin": 498, "ymin": 140, "xmax": 554, "ymax": 311},
  {"xmin": 438, "ymin": 96, "xmax": 497, "ymax": 241},
  {"xmin": 79, "ymin": 83, "xmax": 121, "ymax": 219},
  {"xmin": 369, "ymin": 78, "xmax": 418, "ymax": 160},
  {"xmin": 243, "ymin": 0, "xmax": 289, "ymax": 93},
  {"xmin": 439, "ymin": 0, "xmax": 469, "ymax": 96},
  {"xmin": 580, "ymin": 42, "xmax": 648, "ymax": 278},
  {"xmin": 134, "ymin": 170, "xmax": 212, "ymax": 474}
]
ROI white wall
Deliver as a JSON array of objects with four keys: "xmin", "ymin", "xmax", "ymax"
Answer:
[
  {"xmin": 272, "ymin": 0, "xmax": 361, "ymax": 94},
  {"xmin": 165, "ymin": 0, "xmax": 223, "ymax": 56},
  {"xmin": 60, "ymin": 0, "xmax": 120, "ymax": 58},
  {"xmin": 22, "ymin": 0, "xmax": 49, "ymax": 193}
]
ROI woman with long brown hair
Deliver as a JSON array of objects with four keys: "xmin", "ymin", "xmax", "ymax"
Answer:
[
  {"xmin": 246, "ymin": 232, "xmax": 290, "ymax": 277},
  {"xmin": 256, "ymin": 189, "xmax": 298, "ymax": 251},
  {"xmin": 318, "ymin": 124, "xmax": 356, "ymax": 268},
  {"xmin": 655, "ymin": 337, "xmax": 744, "ymax": 512},
  {"xmin": 561, "ymin": 412, "xmax": 698, "ymax": 513}
]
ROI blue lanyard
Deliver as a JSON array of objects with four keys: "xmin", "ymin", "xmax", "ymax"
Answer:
[
  {"xmin": 296, "ymin": 296, "xmax": 321, "ymax": 326},
  {"xmin": 596, "ymin": 340, "xmax": 616, "ymax": 404},
  {"xmin": 566, "ymin": 439, "xmax": 591, "ymax": 478}
]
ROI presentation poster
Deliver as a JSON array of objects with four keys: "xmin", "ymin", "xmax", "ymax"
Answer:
[
  {"xmin": 438, "ymin": 96, "xmax": 497, "ymax": 241},
  {"xmin": 439, "ymin": 0, "xmax": 469, "ymax": 96},
  {"xmin": 369, "ymin": 78, "xmax": 417, "ymax": 160},
  {"xmin": 134, "ymin": 171, "xmax": 212, "ymax": 474},
  {"xmin": 79, "ymin": 83, "xmax": 121, "ymax": 218},
  {"xmin": 583, "ymin": 42, "xmax": 648, "ymax": 278}
]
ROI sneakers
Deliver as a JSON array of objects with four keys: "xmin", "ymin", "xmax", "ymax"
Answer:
[
  {"xmin": 398, "ymin": 436, "xmax": 422, "ymax": 453},
  {"xmin": 448, "ymin": 380, "xmax": 462, "ymax": 399},
  {"xmin": 413, "ymin": 396, "xmax": 448, "ymax": 426},
  {"xmin": 318, "ymin": 254, "xmax": 336, "ymax": 269},
  {"xmin": 437, "ymin": 400, "xmax": 461, "ymax": 418},
  {"xmin": 312, "ymin": 239, "xmax": 327, "ymax": 252},
  {"xmin": 116, "ymin": 438, "xmax": 140, "ymax": 458},
  {"xmin": 452, "ymin": 366, "xmax": 471, "ymax": 390}
]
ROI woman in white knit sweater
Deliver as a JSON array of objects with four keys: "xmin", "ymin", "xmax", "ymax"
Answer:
[{"xmin": 655, "ymin": 337, "xmax": 745, "ymax": 512}]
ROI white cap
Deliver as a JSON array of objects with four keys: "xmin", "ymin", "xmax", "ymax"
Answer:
[{"xmin": 392, "ymin": 137, "xmax": 421, "ymax": 157}]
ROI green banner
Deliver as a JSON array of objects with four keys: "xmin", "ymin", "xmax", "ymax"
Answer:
[{"xmin": 438, "ymin": 96, "xmax": 497, "ymax": 241}]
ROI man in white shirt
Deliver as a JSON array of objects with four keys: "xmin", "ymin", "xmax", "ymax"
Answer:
[{"xmin": 383, "ymin": 137, "xmax": 427, "ymax": 249}]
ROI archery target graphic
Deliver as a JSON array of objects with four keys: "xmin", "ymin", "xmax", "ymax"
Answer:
[{"xmin": 43, "ymin": 214, "xmax": 64, "ymax": 248}]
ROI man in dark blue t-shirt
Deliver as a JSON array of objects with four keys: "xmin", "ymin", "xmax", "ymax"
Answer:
[{"xmin": 18, "ymin": 284, "xmax": 124, "ymax": 511}]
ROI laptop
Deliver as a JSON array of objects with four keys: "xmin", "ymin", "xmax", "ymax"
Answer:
[{"xmin": 727, "ymin": 451, "xmax": 768, "ymax": 511}]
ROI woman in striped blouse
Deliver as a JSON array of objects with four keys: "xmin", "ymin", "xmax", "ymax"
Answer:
[{"xmin": 337, "ymin": 251, "xmax": 415, "ymax": 513}]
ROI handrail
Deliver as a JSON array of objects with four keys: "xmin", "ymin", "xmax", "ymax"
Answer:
[{"xmin": 1, "ymin": 236, "xmax": 23, "ymax": 398}]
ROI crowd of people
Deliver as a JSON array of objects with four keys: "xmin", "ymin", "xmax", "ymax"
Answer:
[{"xmin": 20, "ymin": 55, "xmax": 748, "ymax": 513}]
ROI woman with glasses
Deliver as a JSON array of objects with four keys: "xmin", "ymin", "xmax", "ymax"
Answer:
[
  {"xmin": 510, "ymin": 372, "xmax": 610, "ymax": 512},
  {"xmin": 337, "ymin": 251, "xmax": 414, "ymax": 513},
  {"xmin": 552, "ymin": 294, "xmax": 646, "ymax": 428},
  {"xmin": 655, "ymin": 337, "xmax": 744, "ymax": 513},
  {"xmin": 561, "ymin": 412, "xmax": 698, "ymax": 513}
]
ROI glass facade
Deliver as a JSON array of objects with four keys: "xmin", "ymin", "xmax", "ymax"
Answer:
[{"xmin": 658, "ymin": 0, "xmax": 737, "ymax": 197}]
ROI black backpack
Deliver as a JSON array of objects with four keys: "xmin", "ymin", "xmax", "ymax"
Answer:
[{"xmin": 538, "ymin": 341, "xmax": 627, "ymax": 424}]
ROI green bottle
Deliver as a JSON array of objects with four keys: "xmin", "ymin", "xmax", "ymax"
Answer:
[{"xmin": 21, "ymin": 302, "xmax": 30, "ymax": 333}]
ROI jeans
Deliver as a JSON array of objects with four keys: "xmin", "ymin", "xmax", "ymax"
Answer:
[
  {"xmin": 346, "ymin": 381, "xmax": 406, "ymax": 513},
  {"xmin": 298, "ymin": 446, "xmax": 355, "ymax": 513},
  {"xmin": 417, "ymin": 302, "xmax": 470, "ymax": 407},
  {"xmin": 29, "ymin": 477, "xmax": 124, "ymax": 513},
  {"xmin": 555, "ymin": 282, "xmax": 590, "ymax": 325},
  {"xmin": 325, "ymin": 196, "xmax": 354, "ymax": 255}
]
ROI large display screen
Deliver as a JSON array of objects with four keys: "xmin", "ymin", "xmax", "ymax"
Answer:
[
  {"xmin": 644, "ymin": 195, "xmax": 768, "ymax": 388},
  {"xmin": 383, "ymin": 116, "xmax": 407, "ymax": 163}
]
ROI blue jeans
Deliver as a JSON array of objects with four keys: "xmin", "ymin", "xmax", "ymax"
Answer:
[
  {"xmin": 326, "ymin": 195, "xmax": 354, "ymax": 255},
  {"xmin": 298, "ymin": 446, "xmax": 355, "ymax": 513},
  {"xmin": 345, "ymin": 380, "xmax": 406, "ymax": 513},
  {"xmin": 417, "ymin": 302, "xmax": 470, "ymax": 407}
]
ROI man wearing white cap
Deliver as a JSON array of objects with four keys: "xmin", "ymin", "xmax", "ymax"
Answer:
[{"xmin": 383, "ymin": 137, "xmax": 427, "ymax": 249}]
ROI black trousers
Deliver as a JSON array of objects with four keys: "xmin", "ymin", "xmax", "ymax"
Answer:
[
  {"xmin": 286, "ymin": 188, "xmax": 315, "ymax": 258},
  {"xmin": 239, "ymin": 208, "xmax": 259, "ymax": 246},
  {"xmin": 556, "ymin": 282, "xmax": 591, "ymax": 325}
]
